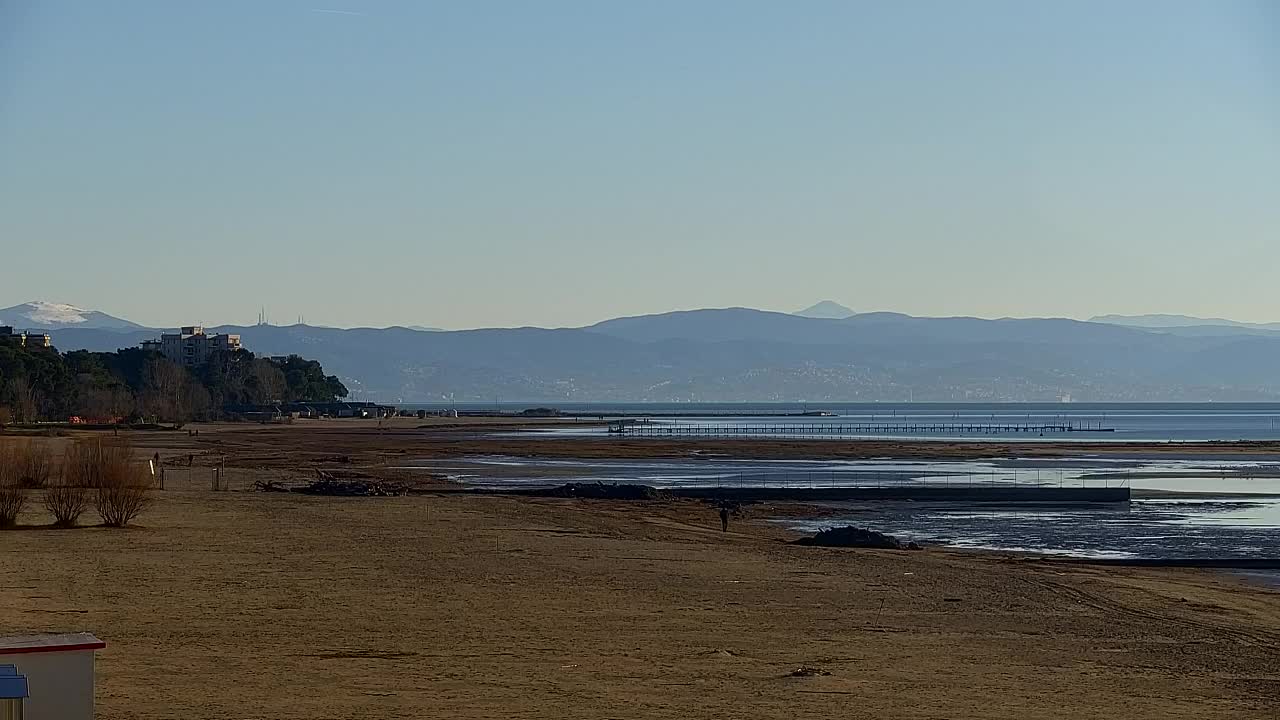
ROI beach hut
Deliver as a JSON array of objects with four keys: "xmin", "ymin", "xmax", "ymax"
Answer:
[
  {"xmin": 0, "ymin": 634, "xmax": 105, "ymax": 720},
  {"xmin": 0, "ymin": 664, "xmax": 29, "ymax": 720}
]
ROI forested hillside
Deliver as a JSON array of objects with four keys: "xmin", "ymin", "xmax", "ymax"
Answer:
[{"xmin": 0, "ymin": 340, "xmax": 346, "ymax": 424}]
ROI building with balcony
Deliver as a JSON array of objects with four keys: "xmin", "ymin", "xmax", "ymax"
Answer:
[{"xmin": 141, "ymin": 326, "xmax": 242, "ymax": 367}]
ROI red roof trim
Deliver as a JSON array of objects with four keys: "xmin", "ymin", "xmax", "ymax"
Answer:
[{"xmin": 0, "ymin": 641, "xmax": 106, "ymax": 656}]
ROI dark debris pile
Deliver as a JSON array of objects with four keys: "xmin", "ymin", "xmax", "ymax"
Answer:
[
  {"xmin": 792, "ymin": 525, "xmax": 921, "ymax": 550},
  {"xmin": 538, "ymin": 482, "xmax": 671, "ymax": 500},
  {"xmin": 254, "ymin": 470, "xmax": 409, "ymax": 497}
]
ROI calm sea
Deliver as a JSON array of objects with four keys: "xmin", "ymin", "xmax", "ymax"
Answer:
[
  {"xmin": 407, "ymin": 405, "xmax": 1280, "ymax": 562},
  {"xmin": 407, "ymin": 402, "xmax": 1280, "ymax": 442}
]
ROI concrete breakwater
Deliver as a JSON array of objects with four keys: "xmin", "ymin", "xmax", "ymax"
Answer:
[{"xmin": 470, "ymin": 483, "xmax": 1130, "ymax": 504}]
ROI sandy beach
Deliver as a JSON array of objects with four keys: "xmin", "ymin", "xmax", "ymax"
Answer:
[{"xmin": 1, "ymin": 423, "xmax": 1278, "ymax": 717}]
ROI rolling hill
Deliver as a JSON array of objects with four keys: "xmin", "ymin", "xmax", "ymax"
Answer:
[{"xmin": 39, "ymin": 307, "xmax": 1280, "ymax": 402}]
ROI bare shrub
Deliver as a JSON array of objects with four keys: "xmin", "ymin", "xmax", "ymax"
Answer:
[
  {"xmin": 81, "ymin": 440, "xmax": 153, "ymax": 527},
  {"xmin": 64, "ymin": 439, "xmax": 134, "ymax": 489},
  {"xmin": 96, "ymin": 477, "xmax": 153, "ymax": 527},
  {"xmin": 0, "ymin": 444, "xmax": 26, "ymax": 527},
  {"xmin": 44, "ymin": 470, "xmax": 90, "ymax": 528},
  {"xmin": 0, "ymin": 444, "xmax": 15, "ymax": 483},
  {"xmin": 0, "ymin": 484, "xmax": 23, "ymax": 527},
  {"xmin": 59, "ymin": 439, "xmax": 152, "ymax": 527},
  {"xmin": 15, "ymin": 441, "xmax": 54, "ymax": 489}
]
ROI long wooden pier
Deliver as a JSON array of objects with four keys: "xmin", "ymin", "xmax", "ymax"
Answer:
[
  {"xmin": 671, "ymin": 485, "xmax": 1130, "ymax": 504},
  {"xmin": 608, "ymin": 420, "xmax": 1114, "ymax": 437}
]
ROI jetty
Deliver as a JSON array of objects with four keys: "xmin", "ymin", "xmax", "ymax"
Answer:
[
  {"xmin": 669, "ymin": 485, "xmax": 1129, "ymax": 504},
  {"xmin": 496, "ymin": 481, "xmax": 1131, "ymax": 504},
  {"xmin": 608, "ymin": 420, "xmax": 1114, "ymax": 437}
]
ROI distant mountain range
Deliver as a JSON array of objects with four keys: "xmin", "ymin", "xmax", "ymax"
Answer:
[
  {"xmin": 1090, "ymin": 314, "xmax": 1280, "ymax": 338},
  {"xmin": 22, "ymin": 300, "xmax": 1280, "ymax": 403},
  {"xmin": 1090, "ymin": 313, "xmax": 1280, "ymax": 330}
]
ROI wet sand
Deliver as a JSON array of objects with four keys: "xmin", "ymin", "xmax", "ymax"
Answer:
[{"xmin": 2, "ymin": 482, "xmax": 1278, "ymax": 719}]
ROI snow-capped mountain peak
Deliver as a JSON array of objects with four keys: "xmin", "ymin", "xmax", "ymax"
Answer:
[
  {"xmin": 0, "ymin": 301, "xmax": 147, "ymax": 331},
  {"xmin": 21, "ymin": 301, "xmax": 93, "ymax": 325}
]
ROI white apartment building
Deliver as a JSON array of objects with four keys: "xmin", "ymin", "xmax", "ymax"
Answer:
[{"xmin": 141, "ymin": 326, "xmax": 242, "ymax": 367}]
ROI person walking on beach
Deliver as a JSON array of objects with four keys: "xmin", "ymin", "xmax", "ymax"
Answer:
[{"xmin": 719, "ymin": 505, "xmax": 730, "ymax": 532}]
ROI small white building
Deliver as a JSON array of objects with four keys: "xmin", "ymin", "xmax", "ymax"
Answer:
[{"xmin": 0, "ymin": 633, "xmax": 105, "ymax": 720}]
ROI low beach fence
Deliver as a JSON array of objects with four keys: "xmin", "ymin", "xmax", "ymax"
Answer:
[{"xmin": 149, "ymin": 464, "xmax": 252, "ymax": 492}]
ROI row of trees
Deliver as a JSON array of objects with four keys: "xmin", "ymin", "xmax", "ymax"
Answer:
[
  {"xmin": 0, "ymin": 439, "xmax": 151, "ymax": 528},
  {"xmin": 0, "ymin": 341, "xmax": 348, "ymax": 424}
]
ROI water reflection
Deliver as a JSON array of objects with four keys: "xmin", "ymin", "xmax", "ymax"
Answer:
[
  {"xmin": 788, "ymin": 499, "xmax": 1280, "ymax": 560},
  {"xmin": 408, "ymin": 455, "xmax": 1280, "ymax": 559}
]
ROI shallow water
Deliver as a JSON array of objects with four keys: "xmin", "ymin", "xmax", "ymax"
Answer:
[
  {"xmin": 416, "ymin": 455, "xmax": 1280, "ymax": 492},
  {"xmin": 786, "ymin": 499, "xmax": 1280, "ymax": 560},
  {"xmin": 410, "ymin": 454, "xmax": 1280, "ymax": 560}
]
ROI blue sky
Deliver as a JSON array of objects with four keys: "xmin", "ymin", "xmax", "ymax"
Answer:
[{"xmin": 1, "ymin": 1, "xmax": 1276, "ymax": 329}]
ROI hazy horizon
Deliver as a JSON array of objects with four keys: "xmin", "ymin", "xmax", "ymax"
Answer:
[
  {"xmin": 3, "ymin": 1, "xmax": 1276, "ymax": 329},
  {"xmin": 3, "ymin": 297, "xmax": 1279, "ymax": 332}
]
